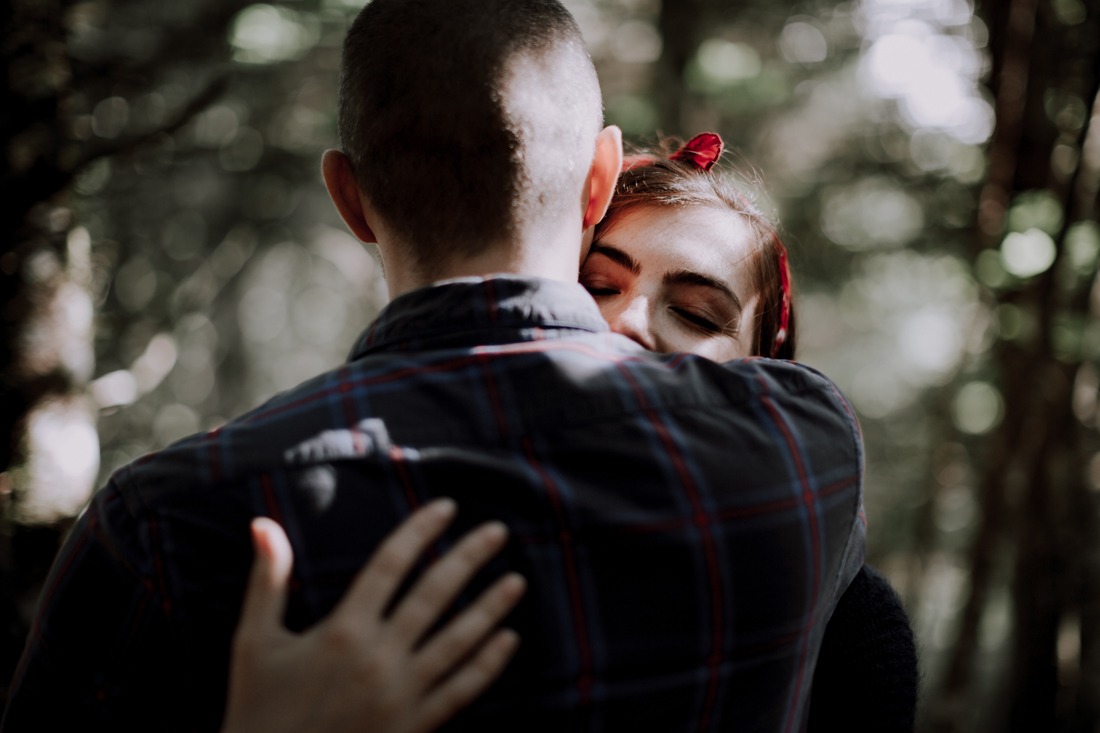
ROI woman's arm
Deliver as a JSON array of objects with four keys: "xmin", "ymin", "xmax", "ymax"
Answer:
[
  {"xmin": 808, "ymin": 565, "xmax": 918, "ymax": 733},
  {"xmin": 222, "ymin": 499, "xmax": 526, "ymax": 733}
]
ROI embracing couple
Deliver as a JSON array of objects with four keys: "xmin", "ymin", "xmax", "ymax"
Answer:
[{"xmin": 3, "ymin": 0, "xmax": 915, "ymax": 731}]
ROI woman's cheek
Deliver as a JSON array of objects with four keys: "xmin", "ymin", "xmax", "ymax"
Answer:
[
  {"xmin": 668, "ymin": 328, "xmax": 745, "ymax": 361},
  {"xmin": 650, "ymin": 319, "xmax": 712, "ymax": 358}
]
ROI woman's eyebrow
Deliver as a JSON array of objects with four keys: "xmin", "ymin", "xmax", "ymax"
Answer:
[
  {"xmin": 589, "ymin": 242, "xmax": 641, "ymax": 275},
  {"xmin": 664, "ymin": 269, "xmax": 742, "ymax": 311}
]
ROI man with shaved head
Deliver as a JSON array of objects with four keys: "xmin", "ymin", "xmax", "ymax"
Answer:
[{"xmin": 5, "ymin": 1, "xmax": 865, "ymax": 730}]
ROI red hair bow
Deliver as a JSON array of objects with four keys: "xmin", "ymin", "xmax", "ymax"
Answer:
[
  {"xmin": 670, "ymin": 132, "xmax": 723, "ymax": 171},
  {"xmin": 621, "ymin": 132, "xmax": 725, "ymax": 173}
]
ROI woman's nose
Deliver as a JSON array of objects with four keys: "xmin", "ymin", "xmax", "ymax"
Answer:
[{"xmin": 607, "ymin": 296, "xmax": 656, "ymax": 351}]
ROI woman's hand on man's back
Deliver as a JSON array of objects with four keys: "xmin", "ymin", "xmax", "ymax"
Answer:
[{"xmin": 221, "ymin": 499, "xmax": 525, "ymax": 733}]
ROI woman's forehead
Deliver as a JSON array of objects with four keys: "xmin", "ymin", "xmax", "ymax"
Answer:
[{"xmin": 610, "ymin": 204, "xmax": 757, "ymax": 275}]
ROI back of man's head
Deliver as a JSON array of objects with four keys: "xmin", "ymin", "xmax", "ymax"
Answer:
[{"xmin": 338, "ymin": 0, "xmax": 603, "ymax": 272}]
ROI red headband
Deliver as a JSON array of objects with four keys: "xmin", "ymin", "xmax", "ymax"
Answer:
[
  {"xmin": 620, "ymin": 132, "xmax": 792, "ymax": 358},
  {"xmin": 773, "ymin": 240, "xmax": 791, "ymax": 357}
]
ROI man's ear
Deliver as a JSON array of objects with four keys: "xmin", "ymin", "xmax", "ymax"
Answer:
[
  {"xmin": 321, "ymin": 149, "xmax": 378, "ymax": 244},
  {"xmin": 579, "ymin": 225, "xmax": 596, "ymax": 266},
  {"xmin": 581, "ymin": 125, "xmax": 623, "ymax": 232}
]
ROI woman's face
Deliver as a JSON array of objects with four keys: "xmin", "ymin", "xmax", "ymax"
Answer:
[{"xmin": 581, "ymin": 204, "xmax": 760, "ymax": 361}]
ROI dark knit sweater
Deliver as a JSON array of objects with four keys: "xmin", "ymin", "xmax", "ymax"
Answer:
[{"xmin": 808, "ymin": 565, "xmax": 919, "ymax": 732}]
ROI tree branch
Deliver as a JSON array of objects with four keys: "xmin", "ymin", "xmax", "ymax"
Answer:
[{"xmin": 74, "ymin": 75, "xmax": 228, "ymax": 174}]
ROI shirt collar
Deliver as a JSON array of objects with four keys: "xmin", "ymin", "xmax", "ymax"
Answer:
[{"xmin": 349, "ymin": 276, "xmax": 609, "ymax": 360}]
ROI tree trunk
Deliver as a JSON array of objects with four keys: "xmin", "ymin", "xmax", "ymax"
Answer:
[
  {"xmin": 655, "ymin": 0, "xmax": 707, "ymax": 134},
  {"xmin": 931, "ymin": 0, "xmax": 1100, "ymax": 730}
]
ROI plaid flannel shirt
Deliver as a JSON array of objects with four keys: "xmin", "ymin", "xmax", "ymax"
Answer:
[{"xmin": 4, "ymin": 276, "xmax": 865, "ymax": 732}]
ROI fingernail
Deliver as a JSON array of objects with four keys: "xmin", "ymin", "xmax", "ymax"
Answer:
[
  {"xmin": 483, "ymin": 521, "xmax": 509, "ymax": 541},
  {"xmin": 428, "ymin": 498, "xmax": 457, "ymax": 517}
]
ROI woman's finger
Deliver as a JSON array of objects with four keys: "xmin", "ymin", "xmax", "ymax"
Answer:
[
  {"xmin": 236, "ymin": 517, "xmax": 294, "ymax": 640},
  {"xmin": 386, "ymin": 520, "xmax": 510, "ymax": 646},
  {"xmin": 411, "ymin": 629, "xmax": 521, "ymax": 733},
  {"xmin": 413, "ymin": 572, "xmax": 526, "ymax": 685},
  {"xmin": 335, "ymin": 498, "xmax": 458, "ymax": 620}
]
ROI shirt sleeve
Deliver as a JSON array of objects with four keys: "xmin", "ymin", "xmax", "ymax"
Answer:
[
  {"xmin": 754, "ymin": 360, "xmax": 868, "ymax": 727},
  {"xmin": 821, "ymin": 375, "xmax": 867, "ymax": 611},
  {"xmin": 2, "ymin": 480, "xmax": 179, "ymax": 731}
]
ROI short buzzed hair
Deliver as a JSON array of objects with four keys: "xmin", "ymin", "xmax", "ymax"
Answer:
[{"xmin": 338, "ymin": 0, "xmax": 603, "ymax": 271}]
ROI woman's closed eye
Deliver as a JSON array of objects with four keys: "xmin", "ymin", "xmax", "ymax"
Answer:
[
  {"xmin": 671, "ymin": 306, "xmax": 719, "ymax": 333},
  {"xmin": 580, "ymin": 277, "xmax": 620, "ymax": 297},
  {"xmin": 670, "ymin": 304, "xmax": 738, "ymax": 336}
]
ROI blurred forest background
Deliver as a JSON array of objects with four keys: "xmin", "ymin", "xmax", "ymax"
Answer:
[{"xmin": 2, "ymin": 0, "xmax": 1099, "ymax": 729}]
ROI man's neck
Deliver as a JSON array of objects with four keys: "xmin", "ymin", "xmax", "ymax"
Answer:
[{"xmin": 380, "ymin": 234, "xmax": 582, "ymax": 301}]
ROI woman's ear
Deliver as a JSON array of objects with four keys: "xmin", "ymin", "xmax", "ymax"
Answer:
[
  {"xmin": 321, "ymin": 150, "xmax": 378, "ymax": 244},
  {"xmin": 581, "ymin": 125, "xmax": 623, "ymax": 232}
]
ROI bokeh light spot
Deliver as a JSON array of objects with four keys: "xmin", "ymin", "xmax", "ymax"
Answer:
[
  {"xmin": 1066, "ymin": 222, "xmax": 1100, "ymax": 274},
  {"xmin": 293, "ymin": 286, "xmax": 347, "ymax": 345},
  {"xmin": 696, "ymin": 39, "xmax": 762, "ymax": 83},
  {"xmin": 230, "ymin": 5, "xmax": 319, "ymax": 64},
  {"xmin": 821, "ymin": 178, "xmax": 924, "ymax": 250},
  {"xmin": 1001, "ymin": 229, "xmax": 1056, "ymax": 278},
  {"xmin": 1007, "ymin": 190, "xmax": 1064, "ymax": 235},
  {"xmin": 238, "ymin": 285, "xmax": 288, "ymax": 343},
  {"xmin": 953, "ymin": 381, "xmax": 1003, "ymax": 434},
  {"xmin": 194, "ymin": 104, "xmax": 241, "ymax": 148},
  {"xmin": 25, "ymin": 400, "xmax": 100, "ymax": 522},
  {"xmin": 996, "ymin": 303, "xmax": 1038, "ymax": 343},
  {"xmin": 1053, "ymin": 0, "xmax": 1088, "ymax": 25},
  {"xmin": 933, "ymin": 484, "xmax": 978, "ymax": 534},
  {"xmin": 92, "ymin": 370, "xmax": 139, "ymax": 409},
  {"xmin": 974, "ymin": 249, "xmax": 1010, "ymax": 289},
  {"xmin": 611, "ymin": 20, "xmax": 661, "ymax": 64},
  {"xmin": 133, "ymin": 333, "xmax": 179, "ymax": 393},
  {"xmin": 900, "ymin": 307, "xmax": 963, "ymax": 378},
  {"xmin": 779, "ymin": 21, "xmax": 828, "ymax": 64},
  {"xmin": 162, "ymin": 210, "xmax": 208, "ymax": 262},
  {"xmin": 153, "ymin": 404, "xmax": 201, "ymax": 446},
  {"xmin": 114, "ymin": 257, "xmax": 158, "ymax": 312},
  {"xmin": 220, "ymin": 127, "xmax": 265, "ymax": 172},
  {"xmin": 606, "ymin": 94, "xmax": 659, "ymax": 136},
  {"xmin": 91, "ymin": 96, "xmax": 130, "ymax": 139}
]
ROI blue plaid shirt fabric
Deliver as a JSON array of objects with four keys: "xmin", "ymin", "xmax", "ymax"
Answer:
[{"xmin": 5, "ymin": 276, "xmax": 865, "ymax": 732}]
